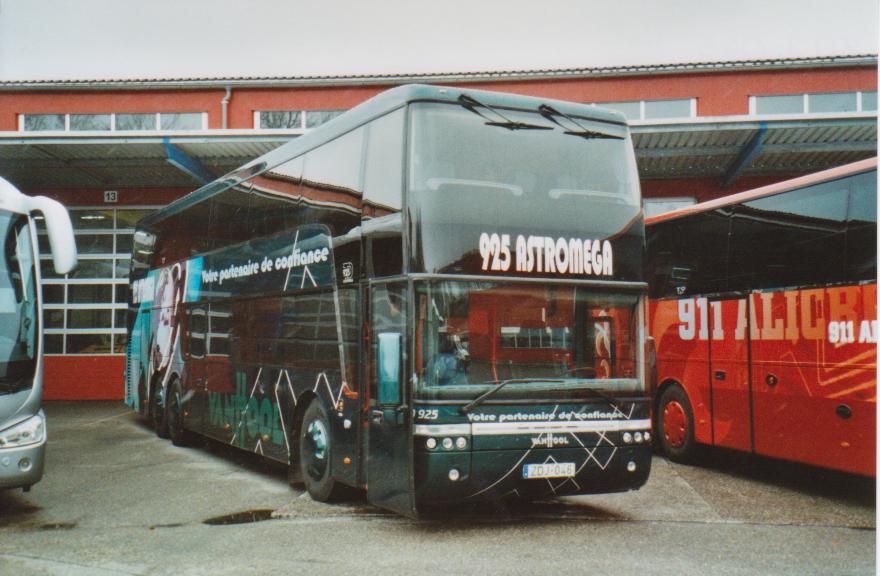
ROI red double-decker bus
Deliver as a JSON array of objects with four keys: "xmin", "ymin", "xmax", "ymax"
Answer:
[{"xmin": 647, "ymin": 158, "xmax": 876, "ymax": 476}]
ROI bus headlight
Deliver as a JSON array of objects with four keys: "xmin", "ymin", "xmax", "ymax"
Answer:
[
  {"xmin": 643, "ymin": 431, "xmax": 651, "ymax": 443},
  {"xmin": 634, "ymin": 432, "xmax": 643, "ymax": 444},
  {"xmin": 0, "ymin": 413, "xmax": 46, "ymax": 448},
  {"xmin": 455, "ymin": 437, "xmax": 467, "ymax": 450},
  {"xmin": 622, "ymin": 432, "xmax": 633, "ymax": 444},
  {"xmin": 426, "ymin": 438, "xmax": 438, "ymax": 450},
  {"xmin": 442, "ymin": 438, "xmax": 454, "ymax": 450}
]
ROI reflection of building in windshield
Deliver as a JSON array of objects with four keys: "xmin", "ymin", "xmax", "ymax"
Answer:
[
  {"xmin": 408, "ymin": 103, "xmax": 642, "ymax": 278},
  {"xmin": 418, "ymin": 283, "xmax": 637, "ymax": 388}
]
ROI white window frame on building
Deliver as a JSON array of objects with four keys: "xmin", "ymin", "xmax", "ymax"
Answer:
[
  {"xmin": 253, "ymin": 109, "xmax": 346, "ymax": 130},
  {"xmin": 749, "ymin": 91, "xmax": 878, "ymax": 116},
  {"xmin": 590, "ymin": 98, "xmax": 697, "ymax": 121},
  {"xmin": 39, "ymin": 206, "xmax": 159, "ymax": 355},
  {"xmin": 18, "ymin": 112, "xmax": 209, "ymax": 132}
]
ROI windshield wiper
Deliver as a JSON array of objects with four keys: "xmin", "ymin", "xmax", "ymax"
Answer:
[
  {"xmin": 458, "ymin": 94, "xmax": 553, "ymax": 132},
  {"xmin": 459, "ymin": 378, "xmax": 563, "ymax": 414},
  {"xmin": 538, "ymin": 104, "xmax": 624, "ymax": 140},
  {"xmin": 459, "ymin": 375, "xmax": 625, "ymax": 415}
]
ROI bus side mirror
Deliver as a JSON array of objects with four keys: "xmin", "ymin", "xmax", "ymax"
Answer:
[
  {"xmin": 28, "ymin": 195, "xmax": 78, "ymax": 275},
  {"xmin": 378, "ymin": 332, "xmax": 401, "ymax": 405}
]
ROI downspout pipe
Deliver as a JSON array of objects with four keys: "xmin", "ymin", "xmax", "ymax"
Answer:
[{"xmin": 221, "ymin": 86, "xmax": 232, "ymax": 129}]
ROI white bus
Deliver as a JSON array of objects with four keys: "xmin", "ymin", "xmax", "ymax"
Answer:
[{"xmin": 0, "ymin": 177, "xmax": 76, "ymax": 492}]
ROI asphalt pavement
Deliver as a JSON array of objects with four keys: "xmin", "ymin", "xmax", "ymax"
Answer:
[{"xmin": 0, "ymin": 401, "xmax": 874, "ymax": 575}]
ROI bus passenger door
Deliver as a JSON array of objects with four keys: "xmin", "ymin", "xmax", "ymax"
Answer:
[
  {"xmin": 365, "ymin": 283, "xmax": 415, "ymax": 516},
  {"xmin": 708, "ymin": 298, "xmax": 753, "ymax": 452}
]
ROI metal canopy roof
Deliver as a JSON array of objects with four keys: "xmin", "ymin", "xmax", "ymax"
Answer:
[
  {"xmin": 0, "ymin": 131, "xmax": 297, "ymax": 190},
  {"xmin": 631, "ymin": 112, "xmax": 877, "ymax": 185},
  {"xmin": 0, "ymin": 112, "xmax": 874, "ymax": 193}
]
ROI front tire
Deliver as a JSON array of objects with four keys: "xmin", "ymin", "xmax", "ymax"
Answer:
[
  {"xmin": 299, "ymin": 399, "xmax": 344, "ymax": 502},
  {"xmin": 657, "ymin": 384, "xmax": 696, "ymax": 462}
]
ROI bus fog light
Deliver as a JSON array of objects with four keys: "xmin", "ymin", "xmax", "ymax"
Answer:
[
  {"xmin": 448, "ymin": 468, "xmax": 460, "ymax": 481},
  {"xmin": 622, "ymin": 432, "xmax": 632, "ymax": 444},
  {"xmin": 627, "ymin": 461, "xmax": 637, "ymax": 473},
  {"xmin": 455, "ymin": 437, "xmax": 467, "ymax": 450},
  {"xmin": 442, "ymin": 438, "xmax": 454, "ymax": 450},
  {"xmin": 643, "ymin": 431, "xmax": 651, "ymax": 443},
  {"xmin": 634, "ymin": 432, "xmax": 643, "ymax": 443},
  {"xmin": 426, "ymin": 438, "xmax": 437, "ymax": 450},
  {"xmin": 18, "ymin": 458, "xmax": 31, "ymax": 471}
]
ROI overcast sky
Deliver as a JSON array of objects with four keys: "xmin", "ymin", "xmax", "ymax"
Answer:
[{"xmin": 0, "ymin": 0, "xmax": 877, "ymax": 81}]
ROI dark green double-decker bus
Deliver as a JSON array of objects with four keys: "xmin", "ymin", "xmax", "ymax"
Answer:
[{"xmin": 125, "ymin": 85, "xmax": 651, "ymax": 516}]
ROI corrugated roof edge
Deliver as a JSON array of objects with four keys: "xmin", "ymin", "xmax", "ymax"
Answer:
[
  {"xmin": 1, "ymin": 54, "xmax": 875, "ymax": 90},
  {"xmin": 646, "ymin": 157, "xmax": 878, "ymax": 225},
  {"xmin": 139, "ymin": 84, "xmax": 629, "ymax": 229}
]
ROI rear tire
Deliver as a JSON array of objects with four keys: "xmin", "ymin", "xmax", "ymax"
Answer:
[
  {"xmin": 150, "ymin": 381, "xmax": 170, "ymax": 439},
  {"xmin": 299, "ymin": 399, "xmax": 345, "ymax": 502},
  {"xmin": 166, "ymin": 379, "xmax": 191, "ymax": 447},
  {"xmin": 657, "ymin": 384, "xmax": 696, "ymax": 463},
  {"xmin": 137, "ymin": 374, "xmax": 147, "ymax": 417}
]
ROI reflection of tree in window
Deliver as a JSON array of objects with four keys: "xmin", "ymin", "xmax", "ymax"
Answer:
[{"xmin": 261, "ymin": 111, "xmax": 302, "ymax": 129}]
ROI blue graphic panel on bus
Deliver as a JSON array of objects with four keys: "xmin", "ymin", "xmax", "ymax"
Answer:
[{"xmin": 186, "ymin": 224, "xmax": 335, "ymax": 301}]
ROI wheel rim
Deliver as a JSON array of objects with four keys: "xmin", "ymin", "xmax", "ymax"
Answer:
[
  {"xmin": 303, "ymin": 419, "xmax": 329, "ymax": 480},
  {"xmin": 663, "ymin": 400, "xmax": 688, "ymax": 448}
]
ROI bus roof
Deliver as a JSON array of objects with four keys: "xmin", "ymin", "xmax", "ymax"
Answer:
[
  {"xmin": 140, "ymin": 84, "xmax": 628, "ymax": 230},
  {"xmin": 646, "ymin": 157, "xmax": 878, "ymax": 226}
]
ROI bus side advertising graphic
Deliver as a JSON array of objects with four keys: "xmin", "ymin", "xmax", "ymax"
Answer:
[{"xmin": 126, "ymin": 225, "xmax": 341, "ymax": 459}]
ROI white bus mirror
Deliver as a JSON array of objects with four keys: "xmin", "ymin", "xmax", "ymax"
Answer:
[{"xmin": 27, "ymin": 196, "xmax": 77, "ymax": 275}]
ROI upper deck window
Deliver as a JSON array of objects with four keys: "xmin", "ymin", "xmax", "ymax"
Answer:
[
  {"xmin": 70, "ymin": 114, "xmax": 111, "ymax": 131},
  {"xmin": 254, "ymin": 109, "xmax": 346, "ymax": 130},
  {"xmin": 407, "ymin": 102, "xmax": 642, "ymax": 279},
  {"xmin": 591, "ymin": 98, "xmax": 696, "ymax": 121},
  {"xmin": 18, "ymin": 112, "xmax": 207, "ymax": 132},
  {"xmin": 751, "ymin": 91, "xmax": 877, "ymax": 115}
]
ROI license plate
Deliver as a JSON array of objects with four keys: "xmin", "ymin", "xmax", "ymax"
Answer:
[{"xmin": 522, "ymin": 462, "xmax": 576, "ymax": 479}]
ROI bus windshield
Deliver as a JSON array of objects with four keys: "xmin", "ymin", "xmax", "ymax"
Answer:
[
  {"xmin": 415, "ymin": 281, "xmax": 642, "ymax": 401},
  {"xmin": 408, "ymin": 102, "xmax": 641, "ymax": 277},
  {"xmin": 0, "ymin": 211, "xmax": 37, "ymax": 392}
]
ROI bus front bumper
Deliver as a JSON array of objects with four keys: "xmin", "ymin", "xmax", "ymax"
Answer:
[
  {"xmin": 415, "ymin": 445, "xmax": 652, "ymax": 504},
  {"xmin": 0, "ymin": 438, "xmax": 46, "ymax": 490}
]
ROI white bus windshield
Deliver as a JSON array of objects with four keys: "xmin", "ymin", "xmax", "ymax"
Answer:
[{"xmin": 0, "ymin": 211, "xmax": 38, "ymax": 391}]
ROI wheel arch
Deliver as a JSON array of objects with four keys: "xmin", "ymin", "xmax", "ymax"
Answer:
[{"xmin": 653, "ymin": 378, "xmax": 684, "ymax": 426}]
